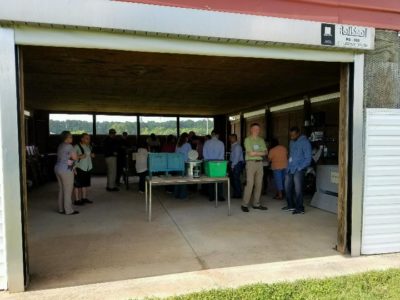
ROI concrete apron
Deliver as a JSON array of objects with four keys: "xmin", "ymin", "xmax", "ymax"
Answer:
[{"xmin": 1, "ymin": 253, "xmax": 400, "ymax": 300}]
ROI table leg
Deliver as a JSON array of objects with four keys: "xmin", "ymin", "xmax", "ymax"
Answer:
[
  {"xmin": 145, "ymin": 180, "xmax": 148, "ymax": 213},
  {"xmin": 149, "ymin": 182, "xmax": 152, "ymax": 222},
  {"xmin": 227, "ymin": 178, "xmax": 231, "ymax": 216},
  {"xmin": 215, "ymin": 182, "xmax": 218, "ymax": 208}
]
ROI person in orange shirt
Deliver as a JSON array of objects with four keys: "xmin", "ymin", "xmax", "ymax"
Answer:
[{"xmin": 268, "ymin": 138, "xmax": 288, "ymax": 200}]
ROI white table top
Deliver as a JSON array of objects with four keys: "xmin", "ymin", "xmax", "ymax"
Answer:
[{"xmin": 146, "ymin": 175, "xmax": 229, "ymax": 185}]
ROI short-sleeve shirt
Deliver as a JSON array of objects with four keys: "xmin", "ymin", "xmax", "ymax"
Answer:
[
  {"xmin": 244, "ymin": 136, "xmax": 267, "ymax": 161},
  {"xmin": 74, "ymin": 144, "xmax": 93, "ymax": 172},
  {"xmin": 268, "ymin": 145, "xmax": 288, "ymax": 170},
  {"xmin": 55, "ymin": 143, "xmax": 75, "ymax": 173},
  {"xmin": 176, "ymin": 142, "xmax": 192, "ymax": 162},
  {"xmin": 135, "ymin": 147, "xmax": 148, "ymax": 173}
]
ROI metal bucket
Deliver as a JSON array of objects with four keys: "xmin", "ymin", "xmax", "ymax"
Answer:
[{"xmin": 185, "ymin": 161, "xmax": 202, "ymax": 178}]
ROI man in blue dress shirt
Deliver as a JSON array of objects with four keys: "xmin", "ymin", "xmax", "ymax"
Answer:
[
  {"xmin": 229, "ymin": 134, "xmax": 244, "ymax": 198},
  {"xmin": 284, "ymin": 126, "xmax": 312, "ymax": 215},
  {"xmin": 203, "ymin": 130, "xmax": 225, "ymax": 201}
]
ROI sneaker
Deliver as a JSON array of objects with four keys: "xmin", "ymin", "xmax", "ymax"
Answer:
[
  {"xmin": 292, "ymin": 210, "xmax": 305, "ymax": 215},
  {"xmin": 241, "ymin": 206, "xmax": 249, "ymax": 212},
  {"xmin": 66, "ymin": 211, "xmax": 80, "ymax": 215},
  {"xmin": 282, "ymin": 206, "xmax": 295, "ymax": 211},
  {"xmin": 252, "ymin": 205, "xmax": 268, "ymax": 211}
]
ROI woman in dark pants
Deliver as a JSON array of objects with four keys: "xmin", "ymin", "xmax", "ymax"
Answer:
[{"xmin": 135, "ymin": 141, "xmax": 149, "ymax": 193}]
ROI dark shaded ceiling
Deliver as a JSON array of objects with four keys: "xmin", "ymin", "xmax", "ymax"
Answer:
[{"xmin": 22, "ymin": 46, "xmax": 340, "ymax": 116}]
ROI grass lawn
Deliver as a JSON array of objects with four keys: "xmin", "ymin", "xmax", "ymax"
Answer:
[{"xmin": 147, "ymin": 268, "xmax": 400, "ymax": 300}]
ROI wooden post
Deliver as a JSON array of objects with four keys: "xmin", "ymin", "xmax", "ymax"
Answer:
[
  {"xmin": 337, "ymin": 63, "xmax": 349, "ymax": 253},
  {"xmin": 303, "ymin": 96, "xmax": 312, "ymax": 136},
  {"xmin": 176, "ymin": 116, "xmax": 180, "ymax": 137},
  {"xmin": 16, "ymin": 46, "xmax": 30, "ymax": 287},
  {"xmin": 240, "ymin": 113, "xmax": 246, "ymax": 146},
  {"xmin": 265, "ymin": 107, "xmax": 272, "ymax": 142}
]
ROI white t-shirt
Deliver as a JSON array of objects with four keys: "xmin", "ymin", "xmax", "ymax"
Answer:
[{"xmin": 135, "ymin": 148, "xmax": 148, "ymax": 173}]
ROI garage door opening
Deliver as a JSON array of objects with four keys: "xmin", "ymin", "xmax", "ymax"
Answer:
[{"xmin": 19, "ymin": 45, "xmax": 348, "ymax": 290}]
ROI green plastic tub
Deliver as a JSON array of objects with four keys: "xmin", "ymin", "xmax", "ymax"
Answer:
[{"xmin": 204, "ymin": 160, "xmax": 228, "ymax": 177}]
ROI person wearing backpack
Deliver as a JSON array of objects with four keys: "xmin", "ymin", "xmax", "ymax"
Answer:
[{"xmin": 74, "ymin": 133, "xmax": 95, "ymax": 205}]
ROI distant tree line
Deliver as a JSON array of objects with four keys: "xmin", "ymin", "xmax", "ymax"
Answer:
[{"xmin": 49, "ymin": 119, "xmax": 213, "ymax": 136}]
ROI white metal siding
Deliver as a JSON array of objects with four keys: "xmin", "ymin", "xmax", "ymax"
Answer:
[
  {"xmin": 362, "ymin": 109, "xmax": 400, "ymax": 254},
  {"xmin": 0, "ymin": 117, "xmax": 7, "ymax": 289}
]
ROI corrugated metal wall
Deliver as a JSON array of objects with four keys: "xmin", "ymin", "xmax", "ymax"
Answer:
[
  {"xmin": 362, "ymin": 109, "xmax": 400, "ymax": 254},
  {"xmin": 0, "ymin": 186, "xmax": 6, "ymax": 289},
  {"xmin": 0, "ymin": 116, "xmax": 7, "ymax": 289}
]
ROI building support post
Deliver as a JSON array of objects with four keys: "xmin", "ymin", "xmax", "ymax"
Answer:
[
  {"xmin": 337, "ymin": 64, "xmax": 350, "ymax": 254},
  {"xmin": 351, "ymin": 54, "xmax": 365, "ymax": 256},
  {"xmin": 0, "ymin": 27, "xmax": 25, "ymax": 292}
]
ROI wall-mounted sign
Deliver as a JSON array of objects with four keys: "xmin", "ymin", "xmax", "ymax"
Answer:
[
  {"xmin": 321, "ymin": 24, "xmax": 335, "ymax": 46},
  {"xmin": 321, "ymin": 23, "xmax": 373, "ymax": 49},
  {"xmin": 330, "ymin": 171, "xmax": 339, "ymax": 185}
]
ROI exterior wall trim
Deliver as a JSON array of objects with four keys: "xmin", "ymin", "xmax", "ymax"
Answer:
[
  {"xmin": 0, "ymin": 0, "xmax": 374, "ymax": 50},
  {"xmin": 0, "ymin": 27, "xmax": 25, "ymax": 292},
  {"xmin": 351, "ymin": 53, "xmax": 365, "ymax": 256},
  {"xmin": 14, "ymin": 26, "xmax": 356, "ymax": 63}
]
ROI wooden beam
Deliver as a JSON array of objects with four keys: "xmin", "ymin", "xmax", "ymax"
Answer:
[
  {"xmin": 337, "ymin": 63, "xmax": 350, "ymax": 254},
  {"xmin": 303, "ymin": 96, "xmax": 312, "ymax": 137},
  {"xmin": 16, "ymin": 46, "xmax": 30, "ymax": 287}
]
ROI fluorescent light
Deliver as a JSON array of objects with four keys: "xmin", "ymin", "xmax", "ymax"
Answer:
[
  {"xmin": 270, "ymin": 100, "xmax": 304, "ymax": 112},
  {"xmin": 243, "ymin": 109, "xmax": 265, "ymax": 119},
  {"xmin": 24, "ymin": 110, "xmax": 31, "ymax": 117},
  {"xmin": 229, "ymin": 114, "xmax": 240, "ymax": 121},
  {"xmin": 310, "ymin": 92, "xmax": 340, "ymax": 103}
]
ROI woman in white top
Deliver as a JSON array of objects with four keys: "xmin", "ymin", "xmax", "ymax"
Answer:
[
  {"xmin": 74, "ymin": 133, "xmax": 95, "ymax": 205},
  {"xmin": 174, "ymin": 133, "xmax": 191, "ymax": 199},
  {"xmin": 136, "ymin": 141, "xmax": 149, "ymax": 193}
]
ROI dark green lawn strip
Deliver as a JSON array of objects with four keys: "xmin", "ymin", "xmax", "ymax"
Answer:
[{"xmin": 143, "ymin": 268, "xmax": 400, "ymax": 300}]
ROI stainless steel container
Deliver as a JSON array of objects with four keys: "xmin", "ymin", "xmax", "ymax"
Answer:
[{"xmin": 185, "ymin": 160, "xmax": 202, "ymax": 178}]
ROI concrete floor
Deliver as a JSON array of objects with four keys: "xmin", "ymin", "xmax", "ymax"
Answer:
[{"xmin": 26, "ymin": 177, "xmax": 337, "ymax": 290}]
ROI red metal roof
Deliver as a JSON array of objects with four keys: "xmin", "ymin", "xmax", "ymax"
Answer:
[{"xmin": 117, "ymin": 0, "xmax": 400, "ymax": 30}]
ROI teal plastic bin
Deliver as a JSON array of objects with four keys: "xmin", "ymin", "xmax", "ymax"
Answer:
[{"xmin": 148, "ymin": 153, "xmax": 185, "ymax": 177}]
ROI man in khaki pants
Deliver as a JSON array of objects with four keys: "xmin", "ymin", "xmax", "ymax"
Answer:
[{"xmin": 241, "ymin": 123, "xmax": 268, "ymax": 212}]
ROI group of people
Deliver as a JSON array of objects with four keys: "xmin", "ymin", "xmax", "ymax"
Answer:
[
  {"xmin": 133, "ymin": 130, "xmax": 222, "ymax": 200},
  {"xmin": 54, "ymin": 129, "xmax": 132, "ymax": 215},
  {"xmin": 54, "ymin": 131, "xmax": 95, "ymax": 215},
  {"xmin": 54, "ymin": 124, "xmax": 312, "ymax": 216},
  {"xmin": 229, "ymin": 123, "xmax": 312, "ymax": 215}
]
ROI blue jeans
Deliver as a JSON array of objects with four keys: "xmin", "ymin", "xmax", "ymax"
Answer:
[
  {"xmin": 273, "ymin": 169, "xmax": 286, "ymax": 191},
  {"xmin": 230, "ymin": 161, "xmax": 244, "ymax": 197},
  {"xmin": 285, "ymin": 170, "xmax": 305, "ymax": 211}
]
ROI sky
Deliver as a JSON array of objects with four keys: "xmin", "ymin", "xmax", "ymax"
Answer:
[{"xmin": 50, "ymin": 114, "xmax": 212, "ymax": 123}]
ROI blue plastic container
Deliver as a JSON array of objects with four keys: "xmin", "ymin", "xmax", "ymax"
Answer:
[{"xmin": 148, "ymin": 153, "xmax": 185, "ymax": 177}]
